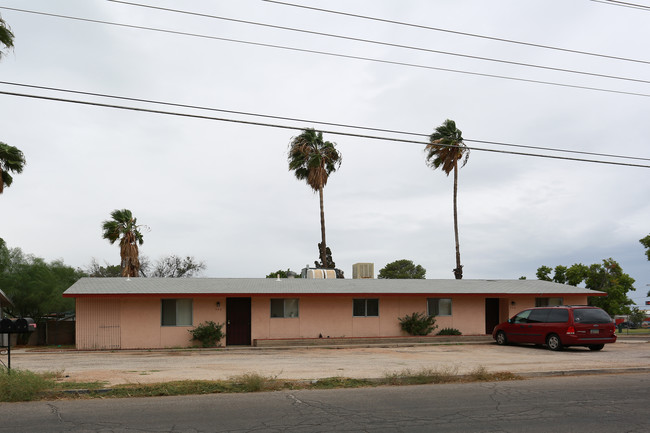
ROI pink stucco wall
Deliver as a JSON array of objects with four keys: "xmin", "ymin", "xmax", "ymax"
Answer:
[
  {"xmin": 75, "ymin": 294, "xmax": 590, "ymax": 349},
  {"xmin": 76, "ymin": 297, "xmax": 227, "ymax": 350}
]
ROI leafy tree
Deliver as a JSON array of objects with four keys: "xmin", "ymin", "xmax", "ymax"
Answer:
[
  {"xmin": 0, "ymin": 242, "xmax": 83, "ymax": 323},
  {"xmin": 628, "ymin": 307, "xmax": 646, "ymax": 328},
  {"xmin": 150, "ymin": 255, "xmax": 206, "ymax": 278},
  {"xmin": 265, "ymin": 269, "xmax": 301, "ymax": 278},
  {"xmin": 536, "ymin": 259, "xmax": 635, "ymax": 316},
  {"xmin": 536, "ymin": 264, "xmax": 587, "ymax": 286},
  {"xmin": 86, "ymin": 258, "xmax": 121, "ymax": 277},
  {"xmin": 641, "ymin": 234, "xmax": 650, "ymax": 261},
  {"xmin": 378, "ymin": 259, "xmax": 426, "ymax": 279},
  {"xmin": 101, "ymin": 209, "xmax": 145, "ymax": 277},
  {"xmin": 0, "ymin": 13, "xmax": 14, "ymax": 59},
  {"xmin": 0, "ymin": 142, "xmax": 26, "ymax": 194},
  {"xmin": 425, "ymin": 119, "xmax": 469, "ymax": 279},
  {"xmin": 288, "ymin": 128, "xmax": 342, "ymax": 269}
]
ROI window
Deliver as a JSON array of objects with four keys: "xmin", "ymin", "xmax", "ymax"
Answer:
[
  {"xmin": 427, "ymin": 298, "xmax": 452, "ymax": 316},
  {"xmin": 573, "ymin": 308, "xmax": 612, "ymax": 324},
  {"xmin": 353, "ymin": 299, "xmax": 379, "ymax": 317},
  {"xmin": 270, "ymin": 298, "xmax": 299, "ymax": 318},
  {"xmin": 161, "ymin": 299, "xmax": 192, "ymax": 326},
  {"xmin": 535, "ymin": 297, "xmax": 563, "ymax": 307},
  {"xmin": 513, "ymin": 309, "xmax": 531, "ymax": 324},
  {"xmin": 527, "ymin": 309, "xmax": 550, "ymax": 323},
  {"xmin": 547, "ymin": 308, "xmax": 569, "ymax": 323}
]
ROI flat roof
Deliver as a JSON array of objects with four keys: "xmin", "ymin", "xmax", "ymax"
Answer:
[{"xmin": 63, "ymin": 277, "xmax": 606, "ymax": 297}]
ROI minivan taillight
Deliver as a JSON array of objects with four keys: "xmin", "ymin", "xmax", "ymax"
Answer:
[{"xmin": 566, "ymin": 326, "xmax": 575, "ymax": 335}]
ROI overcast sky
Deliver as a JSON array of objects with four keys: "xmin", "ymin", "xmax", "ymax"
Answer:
[{"xmin": 0, "ymin": 0, "xmax": 648, "ymax": 306}]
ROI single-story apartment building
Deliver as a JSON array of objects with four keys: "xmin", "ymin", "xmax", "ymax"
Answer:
[{"xmin": 63, "ymin": 277, "xmax": 607, "ymax": 350}]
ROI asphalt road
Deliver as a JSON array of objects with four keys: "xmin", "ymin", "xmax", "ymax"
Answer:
[{"xmin": 0, "ymin": 373, "xmax": 648, "ymax": 432}]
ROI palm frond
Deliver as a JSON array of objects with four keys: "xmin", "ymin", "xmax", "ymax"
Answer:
[
  {"xmin": 102, "ymin": 209, "xmax": 145, "ymax": 275},
  {"xmin": 288, "ymin": 128, "xmax": 341, "ymax": 192},
  {"xmin": 0, "ymin": 14, "xmax": 15, "ymax": 59},
  {"xmin": 425, "ymin": 119, "xmax": 469, "ymax": 175}
]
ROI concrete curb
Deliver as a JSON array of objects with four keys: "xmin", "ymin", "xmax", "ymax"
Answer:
[{"xmin": 516, "ymin": 366, "xmax": 650, "ymax": 378}]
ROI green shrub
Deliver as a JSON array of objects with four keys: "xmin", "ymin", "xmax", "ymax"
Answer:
[
  {"xmin": 189, "ymin": 321, "xmax": 224, "ymax": 347},
  {"xmin": 0, "ymin": 368, "xmax": 53, "ymax": 402},
  {"xmin": 437, "ymin": 327, "xmax": 462, "ymax": 336},
  {"xmin": 398, "ymin": 312, "xmax": 437, "ymax": 336}
]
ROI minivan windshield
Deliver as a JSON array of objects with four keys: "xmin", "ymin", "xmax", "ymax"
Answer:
[{"xmin": 573, "ymin": 308, "xmax": 612, "ymax": 324}]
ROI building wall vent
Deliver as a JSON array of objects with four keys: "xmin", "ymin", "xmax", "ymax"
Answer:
[{"xmin": 352, "ymin": 263, "xmax": 374, "ymax": 279}]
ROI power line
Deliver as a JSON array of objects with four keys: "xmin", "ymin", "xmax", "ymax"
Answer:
[
  {"xmin": 262, "ymin": 0, "xmax": 650, "ymax": 65},
  {"xmin": 2, "ymin": 80, "xmax": 649, "ymax": 163},
  {"xmin": 591, "ymin": 0, "xmax": 650, "ymax": 10},
  {"xmin": 1, "ymin": 89, "xmax": 649, "ymax": 169},
  {"xmin": 2, "ymin": 7, "xmax": 650, "ymax": 99},
  {"xmin": 106, "ymin": 0, "xmax": 650, "ymax": 86}
]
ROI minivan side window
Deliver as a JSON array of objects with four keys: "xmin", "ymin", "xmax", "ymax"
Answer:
[
  {"xmin": 547, "ymin": 309, "xmax": 569, "ymax": 323},
  {"xmin": 528, "ymin": 309, "xmax": 550, "ymax": 323},
  {"xmin": 513, "ymin": 310, "xmax": 531, "ymax": 323}
]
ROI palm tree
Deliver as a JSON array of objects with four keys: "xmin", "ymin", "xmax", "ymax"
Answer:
[
  {"xmin": 0, "ymin": 14, "xmax": 15, "ymax": 59},
  {"xmin": 101, "ymin": 209, "xmax": 145, "ymax": 277},
  {"xmin": 425, "ymin": 119, "xmax": 470, "ymax": 279},
  {"xmin": 0, "ymin": 142, "xmax": 25, "ymax": 194},
  {"xmin": 288, "ymin": 128, "xmax": 342, "ymax": 269}
]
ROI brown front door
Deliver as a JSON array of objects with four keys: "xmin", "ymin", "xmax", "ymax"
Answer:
[
  {"xmin": 485, "ymin": 298, "xmax": 500, "ymax": 334},
  {"xmin": 226, "ymin": 297, "xmax": 251, "ymax": 345}
]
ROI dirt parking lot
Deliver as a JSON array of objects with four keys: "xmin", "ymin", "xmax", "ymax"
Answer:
[{"xmin": 5, "ymin": 338, "xmax": 650, "ymax": 386}]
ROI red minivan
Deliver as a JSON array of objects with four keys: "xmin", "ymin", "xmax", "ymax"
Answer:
[{"xmin": 492, "ymin": 306, "xmax": 616, "ymax": 351}]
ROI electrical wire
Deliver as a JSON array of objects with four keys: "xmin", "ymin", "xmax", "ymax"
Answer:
[
  {"xmin": 262, "ymin": 0, "xmax": 650, "ymax": 65},
  {"xmin": 591, "ymin": 0, "xmax": 650, "ymax": 11},
  {"xmin": 106, "ymin": 0, "xmax": 650, "ymax": 86},
  {"xmin": 2, "ymin": 80, "xmax": 649, "ymax": 163},
  {"xmin": 1, "ymin": 89, "xmax": 649, "ymax": 169},
  {"xmin": 2, "ymin": 7, "xmax": 650, "ymax": 99}
]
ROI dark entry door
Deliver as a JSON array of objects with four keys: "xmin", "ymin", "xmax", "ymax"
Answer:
[
  {"xmin": 485, "ymin": 298, "xmax": 500, "ymax": 334},
  {"xmin": 226, "ymin": 297, "xmax": 251, "ymax": 345}
]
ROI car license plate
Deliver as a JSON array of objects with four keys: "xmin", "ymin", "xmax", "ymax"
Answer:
[{"xmin": 590, "ymin": 329, "xmax": 599, "ymax": 334}]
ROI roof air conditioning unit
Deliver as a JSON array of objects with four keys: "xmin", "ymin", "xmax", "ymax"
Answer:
[{"xmin": 352, "ymin": 263, "xmax": 374, "ymax": 279}]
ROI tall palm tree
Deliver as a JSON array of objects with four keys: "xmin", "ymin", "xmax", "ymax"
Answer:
[
  {"xmin": 0, "ymin": 142, "xmax": 25, "ymax": 194},
  {"xmin": 0, "ymin": 14, "xmax": 15, "ymax": 59},
  {"xmin": 288, "ymin": 128, "xmax": 342, "ymax": 269},
  {"xmin": 425, "ymin": 119, "xmax": 470, "ymax": 279},
  {"xmin": 101, "ymin": 209, "xmax": 145, "ymax": 277}
]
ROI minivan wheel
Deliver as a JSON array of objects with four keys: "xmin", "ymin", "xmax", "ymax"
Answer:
[
  {"xmin": 588, "ymin": 344, "xmax": 605, "ymax": 351},
  {"xmin": 496, "ymin": 331, "xmax": 507, "ymax": 345},
  {"xmin": 546, "ymin": 334, "xmax": 563, "ymax": 351}
]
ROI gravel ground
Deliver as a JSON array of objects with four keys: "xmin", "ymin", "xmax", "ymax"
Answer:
[{"xmin": 4, "ymin": 338, "xmax": 649, "ymax": 386}]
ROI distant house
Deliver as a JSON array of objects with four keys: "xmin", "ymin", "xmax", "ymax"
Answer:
[{"xmin": 62, "ymin": 277, "xmax": 607, "ymax": 350}]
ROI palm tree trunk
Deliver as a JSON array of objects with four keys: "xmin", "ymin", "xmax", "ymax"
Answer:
[
  {"xmin": 453, "ymin": 162, "xmax": 463, "ymax": 279},
  {"xmin": 319, "ymin": 186, "xmax": 328, "ymax": 268}
]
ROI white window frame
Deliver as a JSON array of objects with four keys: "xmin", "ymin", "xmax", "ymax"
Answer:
[
  {"xmin": 427, "ymin": 298, "xmax": 452, "ymax": 316},
  {"xmin": 161, "ymin": 299, "xmax": 193, "ymax": 326},
  {"xmin": 353, "ymin": 298, "xmax": 379, "ymax": 317},
  {"xmin": 270, "ymin": 298, "xmax": 299, "ymax": 318}
]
